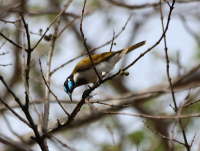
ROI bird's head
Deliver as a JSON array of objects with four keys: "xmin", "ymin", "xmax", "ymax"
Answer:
[{"xmin": 63, "ymin": 75, "xmax": 75, "ymax": 101}]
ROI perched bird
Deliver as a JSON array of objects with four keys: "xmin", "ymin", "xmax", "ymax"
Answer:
[{"xmin": 64, "ymin": 41, "xmax": 146, "ymax": 101}]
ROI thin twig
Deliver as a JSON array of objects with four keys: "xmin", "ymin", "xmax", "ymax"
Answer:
[
  {"xmin": 20, "ymin": 12, "xmax": 31, "ymax": 50},
  {"xmin": 0, "ymin": 17, "xmax": 21, "ymax": 24},
  {"xmin": 0, "ymin": 34, "xmax": 9, "ymax": 49},
  {"xmin": 190, "ymin": 133, "xmax": 196, "ymax": 149},
  {"xmin": 109, "ymin": 30, "xmax": 115, "ymax": 52},
  {"xmin": 0, "ymin": 99, "xmax": 78, "ymax": 111},
  {"xmin": 0, "ymin": 64, "xmax": 12, "ymax": 67},
  {"xmin": 180, "ymin": 15, "xmax": 200, "ymax": 50},
  {"xmin": 178, "ymin": 99, "xmax": 200, "ymax": 109},
  {"xmin": 43, "ymin": 16, "xmax": 61, "ymax": 133},
  {"xmin": 0, "ymin": 81, "xmax": 199, "ymax": 112},
  {"xmin": 159, "ymin": 1, "xmax": 190, "ymax": 150},
  {"xmin": 90, "ymin": 100, "xmax": 134, "ymax": 108},
  {"xmin": 0, "ymin": 52, "xmax": 9, "ymax": 55},
  {"xmin": 107, "ymin": 125, "xmax": 119, "ymax": 151},
  {"xmin": 0, "ymin": 135, "xmax": 32, "ymax": 151},
  {"xmin": 57, "ymin": 16, "xmax": 78, "ymax": 38},
  {"xmin": 49, "ymin": 99, "xmax": 200, "ymax": 133},
  {"xmin": 79, "ymin": 0, "xmax": 102, "ymax": 82},
  {"xmin": 31, "ymin": 0, "xmax": 73, "ymax": 50},
  {"xmin": 107, "ymin": 0, "xmax": 199, "ymax": 9},
  {"xmin": 50, "ymin": 134, "xmax": 77, "ymax": 151},
  {"xmin": 18, "ymin": 16, "xmax": 47, "ymax": 150},
  {"xmin": 22, "ymin": 32, "xmax": 42, "ymax": 124},
  {"xmin": 85, "ymin": 98, "xmax": 200, "ymax": 120},
  {"xmin": 2, "ymin": 113, "xmax": 25, "ymax": 143},
  {"xmin": 102, "ymin": 1, "xmax": 174, "ymax": 81},
  {"xmin": 142, "ymin": 121, "xmax": 185, "ymax": 146},
  {"xmin": 169, "ymin": 120, "xmax": 178, "ymax": 150},
  {"xmin": 39, "ymin": 59, "xmax": 70, "ymax": 116},
  {"xmin": 0, "ymin": 96, "xmax": 31, "ymax": 127},
  {"xmin": 21, "ymin": 17, "xmax": 42, "ymax": 128},
  {"xmin": 0, "ymin": 32, "xmax": 23, "ymax": 49},
  {"xmin": 0, "ymin": 75, "xmax": 24, "ymax": 110}
]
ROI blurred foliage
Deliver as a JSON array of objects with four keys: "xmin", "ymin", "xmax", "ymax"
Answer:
[
  {"xmin": 127, "ymin": 131, "xmax": 145, "ymax": 145},
  {"xmin": 101, "ymin": 145, "xmax": 117, "ymax": 151},
  {"xmin": 0, "ymin": 0, "xmax": 200, "ymax": 151}
]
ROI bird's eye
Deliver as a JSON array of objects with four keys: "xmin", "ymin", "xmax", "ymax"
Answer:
[{"xmin": 68, "ymin": 81, "xmax": 74, "ymax": 92}]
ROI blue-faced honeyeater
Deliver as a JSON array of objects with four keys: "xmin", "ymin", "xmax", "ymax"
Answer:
[{"xmin": 64, "ymin": 41, "xmax": 146, "ymax": 101}]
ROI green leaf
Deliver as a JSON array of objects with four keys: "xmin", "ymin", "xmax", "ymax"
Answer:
[{"xmin": 127, "ymin": 131, "xmax": 144, "ymax": 145}]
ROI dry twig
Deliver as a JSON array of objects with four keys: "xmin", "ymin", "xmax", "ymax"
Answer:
[
  {"xmin": 39, "ymin": 59, "xmax": 70, "ymax": 116},
  {"xmin": 159, "ymin": 0, "xmax": 190, "ymax": 150},
  {"xmin": 79, "ymin": 0, "xmax": 102, "ymax": 82},
  {"xmin": 143, "ymin": 121, "xmax": 185, "ymax": 146}
]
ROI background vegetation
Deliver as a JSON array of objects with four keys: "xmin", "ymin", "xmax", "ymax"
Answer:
[{"xmin": 0, "ymin": 0, "xmax": 200, "ymax": 150}]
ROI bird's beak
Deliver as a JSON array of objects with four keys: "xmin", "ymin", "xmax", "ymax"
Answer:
[{"xmin": 68, "ymin": 92, "xmax": 72, "ymax": 101}]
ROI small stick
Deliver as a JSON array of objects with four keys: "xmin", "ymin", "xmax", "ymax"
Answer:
[
  {"xmin": 79, "ymin": 0, "xmax": 102, "ymax": 82},
  {"xmin": 39, "ymin": 59, "xmax": 70, "ymax": 117}
]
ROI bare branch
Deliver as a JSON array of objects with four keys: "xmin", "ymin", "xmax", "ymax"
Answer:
[
  {"xmin": 0, "ymin": 75, "xmax": 24, "ymax": 110},
  {"xmin": 143, "ymin": 121, "xmax": 185, "ymax": 146},
  {"xmin": 107, "ymin": 0, "xmax": 200, "ymax": 9},
  {"xmin": 106, "ymin": 125, "xmax": 120, "ymax": 151},
  {"xmin": 85, "ymin": 98, "xmax": 200, "ymax": 120},
  {"xmin": 31, "ymin": 0, "xmax": 74, "ymax": 50},
  {"xmin": 0, "ymin": 63, "xmax": 12, "ymax": 67},
  {"xmin": 2, "ymin": 113, "xmax": 25, "ymax": 143},
  {"xmin": 0, "ymin": 52, "xmax": 9, "ymax": 55},
  {"xmin": 79, "ymin": 0, "xmax": 102, "ymax": 82},
  {"xmin": 20, "ymin": 12, "xmax": 31, "ymax": 50},
  {"xmin": 0, "ymin": 96, "xmax": 31, "ymax": 127},
  {"xmin": 190, "ymin": 133, "xmax": 196, "ymax": 149},
  {"xmin": 90, "ymin": 100, "xmax": 135, "ymax": 108},
  {"xmin": 178, "ymin": 99, "xmax": 200, "ymax": 109},
  {"xmin": 0, "ymin": 17, "xmax": 21, "ymax": 24},
  {"xmin": 39, "ymin": 59, "xmax": 70, "ymax": 116},
  {"xmin": 159, "ymin": 1, "xmax": 190, "ymax": 150},
  {"xmin": 109, "ymin": 30, "xmax": 115, "ymax": 52},
  {"xmin": 0, "ymin": 34, "xmax": 9, "ymax": 49},
  {"xmin": 49, "ymin": 134, "xmax": 77, "ymax": 151},
  {"xmin": 180, "ymin": 15, "xmax": 200, "ymax": 50},
  {"xmin": 42, "ymin": 16, "xmax": 61, "ymax": 133},
  {"xmin": 57, "ymin": 16, "xmax": 78, "ymax": 38},
  {"xmin": 0, "ymin": 32, "xmax": 23, "ymax": 49},
  {"xmin": 0, "ymin": 135, "xmax": 32, "ymax": 151}
]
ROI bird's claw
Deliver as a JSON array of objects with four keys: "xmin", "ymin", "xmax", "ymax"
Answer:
[{"xmin": 82, "ymin": 89, "xmax": 91, "ymax": 98}]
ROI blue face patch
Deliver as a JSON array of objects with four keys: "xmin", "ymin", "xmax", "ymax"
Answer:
[
  {"xmin": 68, "ymin": 81, "xmax": 74, "ymax": 92},
  {"xmin": 63, "ymin": 85, "xmax": 67, "ymax": 93}
]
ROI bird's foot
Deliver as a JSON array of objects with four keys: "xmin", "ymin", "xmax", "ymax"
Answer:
[
  {"xmin": 96, "ymin": 79, "xmax": 102, "ymax": 86},
  {"xmin": 82, "ymin": 89, "xmax": 91, "ymax": 99}
]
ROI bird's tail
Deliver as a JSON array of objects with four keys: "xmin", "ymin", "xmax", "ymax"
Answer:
[{"xmin": 120, "ymin": 41, "xmax": 146, "ymax": 57}]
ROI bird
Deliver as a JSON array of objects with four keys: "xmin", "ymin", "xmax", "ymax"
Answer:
[{"xmin": 64, "ymin": 41, "xmax": 146, "ymax": 101}]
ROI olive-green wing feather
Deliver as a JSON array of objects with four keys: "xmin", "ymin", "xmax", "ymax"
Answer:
[{"xmin": 72, "ymin": 52, "xmax": 115, "ymax": 73}]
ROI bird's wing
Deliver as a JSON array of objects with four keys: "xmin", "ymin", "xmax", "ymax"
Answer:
[
  {"xmin": 73, "ymin": 52, "xmax": 116, "ymax": 73},
  {"xmin": 72, "ymin": 41, "xmax": 146, "ymax": 73}
]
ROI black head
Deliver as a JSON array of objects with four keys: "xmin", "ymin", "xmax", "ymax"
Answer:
[{"xmin": 63, "ymin": 75, "xmax": 75, "ymax": 101}]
